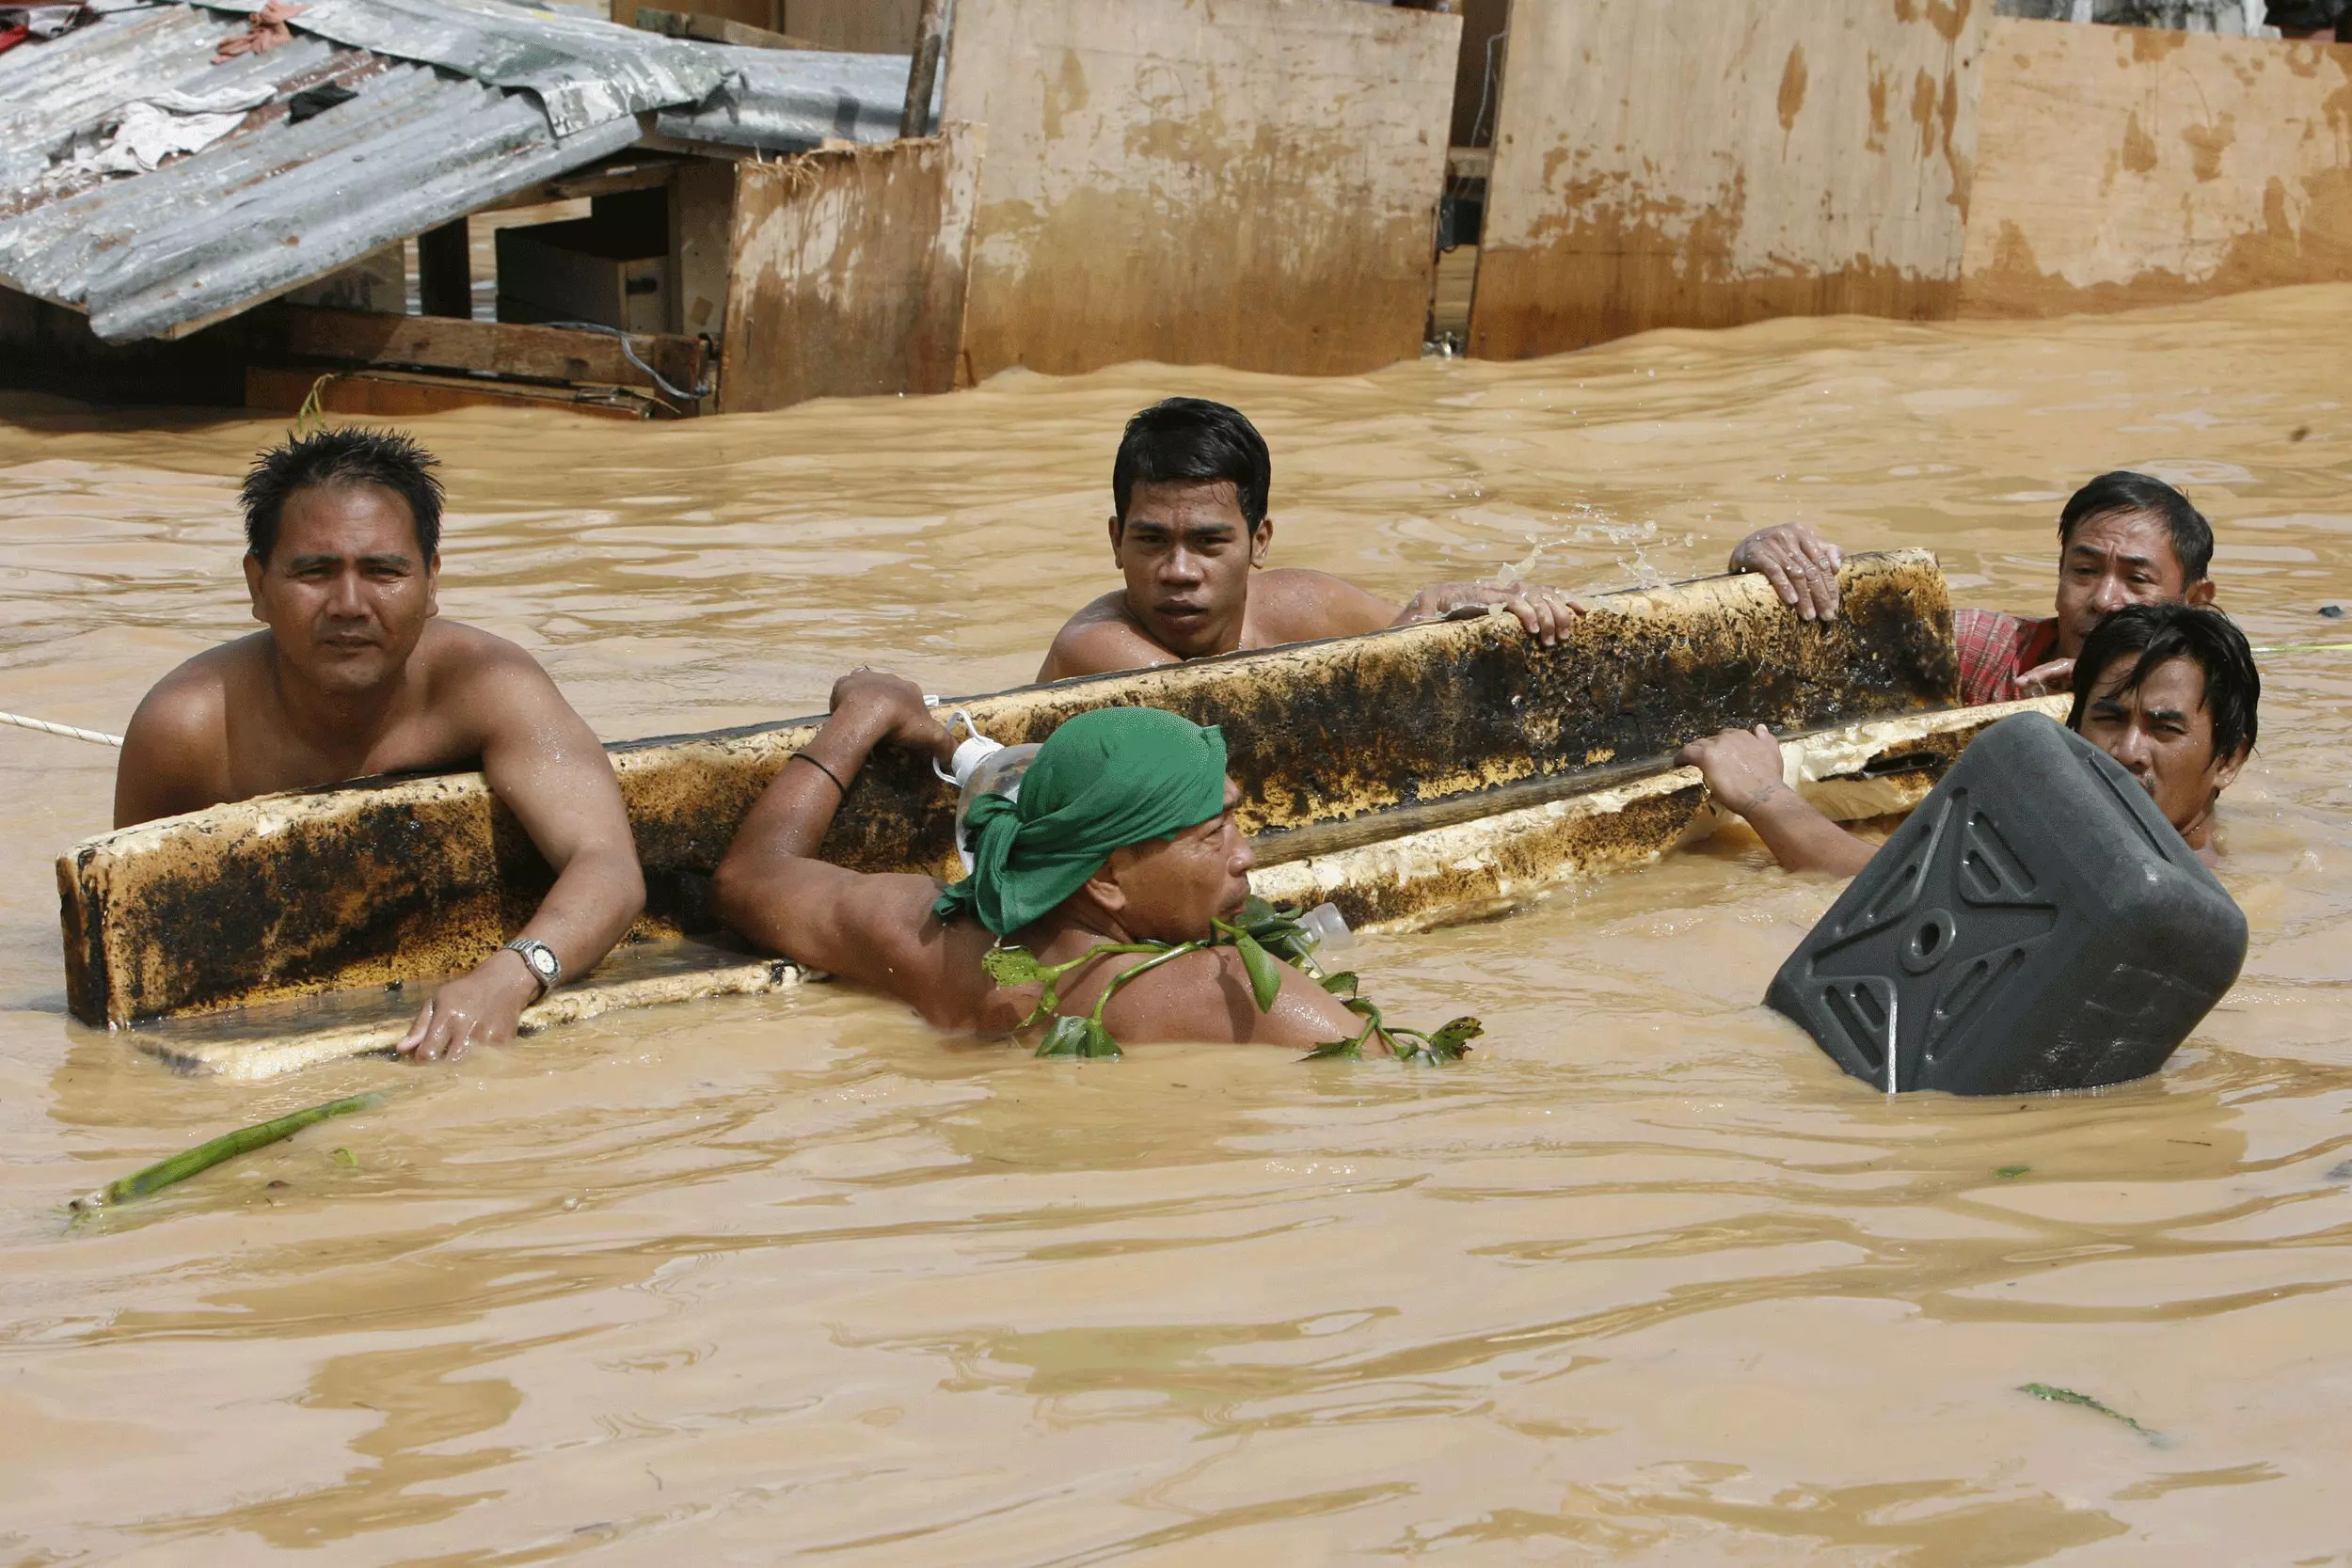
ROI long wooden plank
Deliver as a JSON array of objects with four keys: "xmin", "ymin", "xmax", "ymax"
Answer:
[
  {"xmin": 127, "ymin": 699, "xmax": 2048, "ymax": 1081},
  {"xmin": 718, "ymin": 126, "xmax": 982, "ymax": 413},
  {"xmin": 941, "ymin": 0, "xmax": 1459, "ymax": 378},
  {"xmin": 1469, "ymin": 0, "xmax": 1986, "ymax": 360},
  {"xmin": 60, "ymin": 551, "xmax": 1956, "ymax": 1027},
  {"xmin": 1958, "ymin": 20, "xmax": 2352, "ymax": 317},
  {"xmin": 240, "ymin": 305, "xmax": 709, "ymax": 398}
]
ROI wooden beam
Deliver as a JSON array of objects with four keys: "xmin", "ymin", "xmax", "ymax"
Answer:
[
  {"xmin": 242, "ymin": 305, "xmax": 708, "ymax": 398},
  {"xmin": 246, "ymin": 366, "xmax": 659, "ymax": 420}
]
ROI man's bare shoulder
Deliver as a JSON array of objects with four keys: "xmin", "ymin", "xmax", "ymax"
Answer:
[
  {"xmin": 1248, "ymin": 567, "xmax": 1395, "ymax": 642},
  {"xmin": 415, "ymin": 621, "xmax": 568, "ymax": 711},
  {"xmin": 1039, "ymin": 594, "xmax": 1170, "ymax": 682},
  {"xmin": 116, "ymin": 636, "xmax": 272, "ymax": 825}
]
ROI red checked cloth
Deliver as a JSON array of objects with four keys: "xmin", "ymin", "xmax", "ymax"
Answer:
[{"xmin": 1954, "ymin": 608, "xmax": 2059, "ymax": 706}]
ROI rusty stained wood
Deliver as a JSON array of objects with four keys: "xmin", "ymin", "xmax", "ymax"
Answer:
[
  {"xmin": 1959, "ymin": 20, "xmax": 2352, "ymax": 316},
  {"xmin": 60, "ymin": 551, "xmax": 1955, "ymax": 1029},
  {"xmin": 244, "ymin": 305, "xmax": 708, "ymax": 395},
  {"xmin": 1469, "ymin": 0, "xmax": 1988, "ymax": 360},
  {"xmin": 718, "ymin": 124, "xmax": 982, "ymax": 412},
  {"xmin": 1254, "ymin": 696, "xmax": 2070, "ymax": 932},
  {"xmin": 941, "ymin": 0, "xmax": 1460, "ymax": 379}
]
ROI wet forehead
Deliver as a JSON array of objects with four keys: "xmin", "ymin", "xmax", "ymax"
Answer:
[
  {"xmin": 2092, "ymin": 652, "xmax": 2209, "ymax": 721},
  {"xmin": 278, "ymin": 482, "xmax": 421, "ymax": 558},
  {"xmin": 1124, "ymin": 479, "xmax": 1249, "ymax": 532},
  {"xmin": 2066, "ymin": 507, "xmax": 2181, "ymax": 572}
]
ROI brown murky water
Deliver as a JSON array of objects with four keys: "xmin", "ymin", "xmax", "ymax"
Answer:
[{"xmin": 4, "ymin": 286, "xmax": 2350, "ymax": 1564}]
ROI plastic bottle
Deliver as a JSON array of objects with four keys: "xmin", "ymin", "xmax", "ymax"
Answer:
[
  {"xmin": 1295, "ymin": 901, "xmax": 1354, "ymax": 958},
  {"xmin": 937, "ymin": 712, "xmax": 1041, "ymax": 872}
]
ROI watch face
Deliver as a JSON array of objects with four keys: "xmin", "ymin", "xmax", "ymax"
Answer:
[{"xmin": 527, "ymin": 946, "xmax": 559, "ymax": 980}]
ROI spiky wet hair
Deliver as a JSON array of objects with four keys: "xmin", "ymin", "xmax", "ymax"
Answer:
[
  {"xmin": 240, "ymin": 427, "xmax": 444, "ymax": 563},
  {"xmin": 2067, "ymin": 602, "xmax": 2259, "ymax": 762}
]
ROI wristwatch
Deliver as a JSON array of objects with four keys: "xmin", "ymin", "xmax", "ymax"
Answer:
[{"xmin": 502, "ymin": 937, "xmax": 563, "ymax": 1000}]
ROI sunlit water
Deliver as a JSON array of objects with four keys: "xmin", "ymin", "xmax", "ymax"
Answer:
[{"xmin": 2, "ymin": 286, "xmax": 2349, "ymax": 1564}]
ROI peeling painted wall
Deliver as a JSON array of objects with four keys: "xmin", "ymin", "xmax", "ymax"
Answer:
[
  {"xmin": 1959, "ymin": 19, "xmax": 2352, "ymax": 315},
  {"xmin": 941, "ymin": 0, "xmax": 1459, "ymax": 378},
  {"xmin": 1470, "ymin": 0, "xmax": 1989, "ymax": 359},
  {"xmin": 719, "ymin": 125, "xmax": 983, "ymax": 412},
  {"xmin": 61, "ymin": 553, "xmax": 1956, "ymax": 1026}
]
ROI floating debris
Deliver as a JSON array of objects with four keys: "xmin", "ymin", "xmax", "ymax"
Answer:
[
  {"xmin": 2018, "ymin": 1382, "xmax": 2167, "ymax": 1444},
  {"xmin": 70, "ymin": 1092, "xmax": 385, "ymax": 1213}
]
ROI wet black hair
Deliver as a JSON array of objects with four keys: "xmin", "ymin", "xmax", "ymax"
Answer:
[
  {"xmin": 2058, "ymin": 470, "xmax": 2213, "ymax": 583},
  {"xmin": 240, "ymin": 427, "xmax": 444, "ymax": 564},
  {"xmin": 2067, "ymin": 602, "xmax": 2259, "ymax": 763},
  {"xmin": 1112, "ymin": 398, "xmax": 1271, "ymax": 527}
]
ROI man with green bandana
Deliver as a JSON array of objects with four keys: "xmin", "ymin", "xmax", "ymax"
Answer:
[{"xmin": 712, "ymin": 671, "xmax": 1364, "ymax": 1047}]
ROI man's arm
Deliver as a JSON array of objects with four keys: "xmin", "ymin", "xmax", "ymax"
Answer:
[
  {"xmin": 399, "ymin": 643, "xmax": 645, "ymax": 1061},
  {"xmin": 1275, "ymin": 568, "xmax": 1583, "ymax": 646},
  {"xmin": 1727, "ymin": 522, "xmax": 1846, "ymax": 622},
  {"xmin": 712, "ymin": 672, "xmax": 974, "ymax": 1019},
  {"xmin": 1677, "ymin": 725, "xmax": 1876, "ymax": 878}
]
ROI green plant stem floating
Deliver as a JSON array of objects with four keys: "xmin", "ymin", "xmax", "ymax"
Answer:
[
  {"xmin": 2018, "ymin": 1383, "xmax": 2167, "ymax": 1444},
  {"xmin": 70, "ymin": 1092, "xmax": 386, "ymax": 1213},
  {"xmin": 980, "ymin": 896, "xmax": 1479, "ymax": 1064}
]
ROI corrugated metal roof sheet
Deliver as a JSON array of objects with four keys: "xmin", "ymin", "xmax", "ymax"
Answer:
[
  {"xmin": 0, "ymin": 0, "xmax": 915, "ymax": 343},
  {"xmin": 656, "ymin": 45, "xmax": 914, "ymax": 151},
  {"xmin": 200, "ymin": 0, "xmax": 726, "ymax": 136}
]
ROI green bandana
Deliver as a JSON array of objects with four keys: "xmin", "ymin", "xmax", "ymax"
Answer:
[{"xmin": 933, "ymin": 706, "xmax": 1230, "ymax": 936}]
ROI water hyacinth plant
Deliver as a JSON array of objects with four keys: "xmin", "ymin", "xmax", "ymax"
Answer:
[{"xmin": 981, "ymin": 896, "xmax": 1479, "ymax": 1064}]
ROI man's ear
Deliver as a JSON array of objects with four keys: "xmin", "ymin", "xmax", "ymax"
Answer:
[
  {"xmin": 1249, "ymin": 515, "xmax": 1273, "ymax": 569},
  {"xmin": 2208, "ymin": 742, "xmax": 2249, "ymax": 798},
  {"xmin": 242, "ymin": 552, "xmax": 265, "ymax": 622},
  {"xmin": 1080, "ymin": 850, "xmax": 1130, "ymax": 916},
  {"xmin": 424, "ymin": 551, "xmax": 441, "ymax": 618},
  {"xmin": 1107, "ymin": 515, "xmax": 1125, "ymax": 564},
  {"xmin": 2184, "ymin": 576, "xmax": 2217, "ymax": 608}
]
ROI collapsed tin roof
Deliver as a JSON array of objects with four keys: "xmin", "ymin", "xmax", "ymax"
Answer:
[{"xmin": 0, "ymin": 0, "xmax": 913, "ymax": 342}]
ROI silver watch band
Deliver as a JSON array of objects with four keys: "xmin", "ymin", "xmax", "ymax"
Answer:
[{"xmin": 501, "ymin": 937, "xmax": 562, "ymax": 998}]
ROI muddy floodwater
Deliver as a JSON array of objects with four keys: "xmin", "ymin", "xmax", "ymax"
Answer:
[{"xmin": 4, "ymin": 287, "xmax": 2351, "ymax": 1564}]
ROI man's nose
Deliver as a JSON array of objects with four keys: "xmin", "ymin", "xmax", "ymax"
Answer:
[
  {"xmin": 2090, "ymin": 574, "xmax": 2134, "ymax": 613},
  {"xmin": 326, "ymin": 569, "xmax": 366, "ymax": 614},
  {"xmin": 2110, "ymin": 724, "xmax": 2156, "ymax": 771},
  {"xmin": 1160, "ymin": 547, "xmax": 1204, "ymax": 583},
  {"xmin": 1231, "ymin": 837, "xmax": 1255, "ymax": 875}
]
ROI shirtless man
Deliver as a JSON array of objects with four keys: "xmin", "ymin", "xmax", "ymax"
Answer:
[
  {"xmin": 1725, "ymin": 470, "xmax": 2217, "ymax": 704},
  {"xmin": 115, "ymin": 429, "xmax": 645, "ymax": 1062},
  {"xmin": 1678, "ymin": 602, "xmax": 2257, "ymax": 876},
  {"xmin": 1037, "ymin": 397, "xmax": 1581, "ymax": 682},
  {"xmin": 712, "ymin": 671, "xmax": 1365, "ymax": 1048}
]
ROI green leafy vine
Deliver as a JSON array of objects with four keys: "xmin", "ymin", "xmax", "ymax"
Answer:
[{"xmin": 979, "ymin": 895, "xmax": 1479, "ymax": 1065}]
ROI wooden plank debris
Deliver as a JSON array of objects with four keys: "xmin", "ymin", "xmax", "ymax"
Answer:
[
  {"xmin": 718, "ymin": 124, "xmax": 982, "ymax": 411},
  {"xmin": 241, "ymin": 306, "xmax": 710, "ymax": 399},
  {"xmin": 60, "ymin": 550, "xmax": 1956, "ymax": 1029},
  {"xmin": 1470, "ymin": 0, "xmax": 1987, "ymax": 359},
  {"xmin": 941, "ymin": 0, "xmax": 1460, "ymax": 379},
  {"xmin": 1959, "ymin": 20, "xmax": 2352, "ymax": 317}
]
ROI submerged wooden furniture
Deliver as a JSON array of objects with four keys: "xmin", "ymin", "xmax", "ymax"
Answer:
[{"xmin": 64, "ymin": 549, "xmax": 1981, "ymax": 1076}]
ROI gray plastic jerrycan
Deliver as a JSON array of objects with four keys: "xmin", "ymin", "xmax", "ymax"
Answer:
[{"xmin": 1766, "ymin": 713, "xmax": 2247, "ymax": 1095}]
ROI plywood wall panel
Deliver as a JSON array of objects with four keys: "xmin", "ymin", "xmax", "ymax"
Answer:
[
  {"xmin": 719, "ymin": 125, "xmax": 982, "ymax": 412},
  {"xmin": 1959, "ymin": 20, "xmax": 2352, "ymax": 316},
  {"xmin": 1470, "ymin": 0, "xmax": 1987, "ymax": 360},
  {"xmin": 943, "ymin": 0, "xmax": 1460, "ymax": 379}
]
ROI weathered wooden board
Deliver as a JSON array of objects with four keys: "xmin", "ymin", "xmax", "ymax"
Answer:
[
  {"xmin": 242, "ymin": 305, "xmax": 709, "ymax": 395},
  {"xmin": 941, "ymin": 0, "xmax": 1459, "ymax": 378},
  {"xmin": 137, "ymin": 698, "xmax": 2042, "ymax": 1081},
  {"xmin": 61, "ymin": 551, "xmax": 1954, "ymax": 1028},
  {"xmin": 1469, "ymin": 0, "xmax": 1987, "ymax": 359},
  {"xmin": 1255, "ymin": 695, "xmax": 2068, "ymax": 931},
  {"xmin": 784, "ymin": 0, "xmax": 920, "ymax": 51},
  {"xmin": 243, "ymin": 366, "xmax": 660, "ymax": 420},
  {"xmin": 718, "ymin": 125, "xmax": 981, "ymax": 412},
  {"xmin": 1959, "ymin": 20, "xmax": 2352, "ymax": 316}
]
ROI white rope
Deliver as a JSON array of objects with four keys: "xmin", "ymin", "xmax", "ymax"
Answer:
[{"xmin": 0, "ymin": 711, "xmax": 123, "ymax": 747}]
